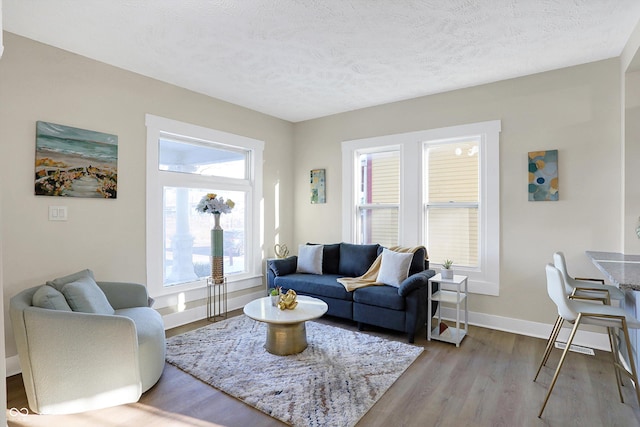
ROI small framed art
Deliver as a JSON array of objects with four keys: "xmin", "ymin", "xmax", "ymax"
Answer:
[
  {"xmin": 528, "ymin": 150, "xmax": 558, "ymax": 201},
  {"xmin": 310, "ymin": 169, "xmax": 326, "ymax": 204}
]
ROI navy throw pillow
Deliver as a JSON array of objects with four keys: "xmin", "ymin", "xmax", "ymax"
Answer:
[
  {"xmin": 307, "ymin": 243, "xmax": 340, "ymax": 274},
  {"xmin": 409, "ymin": 247, "xmax": 427, "ymax": 276},
  {"xmin": 270, "ymin": 256, "xmax": 298, "ymax": 276},
  {"xmin": 338, "ymin": 243, "xmax": 380, "ymax": 277}
]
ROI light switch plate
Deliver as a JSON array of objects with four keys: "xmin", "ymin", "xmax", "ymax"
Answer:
[{"xmin": 49, "ymin": 206, "xmax": 68, "ymax": 221}]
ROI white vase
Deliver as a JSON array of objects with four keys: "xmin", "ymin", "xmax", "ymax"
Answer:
[{"xmin": 441, "ymin": 268, "xmax": 453, "ymax": 280}]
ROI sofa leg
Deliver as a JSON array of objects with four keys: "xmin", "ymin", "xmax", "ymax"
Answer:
[
  {"xmin": 408, "ymin": 334, "xmax": 415, "ymax": 344},
  {"xmin": 357, "ymin": 322, "xmax": 364, "ymax": 331}
]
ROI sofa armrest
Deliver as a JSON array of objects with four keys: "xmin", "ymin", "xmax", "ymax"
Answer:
[
  {"xmin": 398, "ymin": 269, "xmax": 436, "ymax": 297},
  {"xmin": 97, "ymin": 281, "xmax": 149, "ymax": 309},
  {"xmin": 20, "ymin": 307, "xmax": 141, "ymax": 414}
]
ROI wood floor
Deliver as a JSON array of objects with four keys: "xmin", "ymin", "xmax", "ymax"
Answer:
[{"xmin": 7, "ymin": 310, "xmax": 640, "ymax": 427}]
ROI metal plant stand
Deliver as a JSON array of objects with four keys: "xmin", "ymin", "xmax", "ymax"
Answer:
[{"xmin": 207, "ymin": 276, "xmax": 227, "ymax": 322}]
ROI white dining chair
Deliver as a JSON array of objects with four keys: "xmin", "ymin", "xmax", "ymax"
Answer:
[
  {"xmin": 535, "ymin": 264, "xmax": 640, "ymax": 418},
  {"xmin": 535, "ymin": 252, "xmax": 616, "ymax": 380},
  {"xmin": 553, "ymin": 251, "xmax": 624, "ymax": 305}
]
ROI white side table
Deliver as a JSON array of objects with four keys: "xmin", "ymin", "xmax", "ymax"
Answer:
[{"xmin": 427, "ymin": 273, "xmax": 468, "ymax": 347}]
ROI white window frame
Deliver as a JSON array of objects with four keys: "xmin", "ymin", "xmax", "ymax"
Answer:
[
  {"xmin": 342, "ymin": 120, "xmax": 500, "ymax": 296},
  {"xmin": 146, "ymin": 114, "xmax": 264, "ymax": 298}
]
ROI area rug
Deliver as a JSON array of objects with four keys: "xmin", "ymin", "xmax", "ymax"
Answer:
[{"xmin": 166, "ymin": 315, "xmax": 423, "ymax": 427}]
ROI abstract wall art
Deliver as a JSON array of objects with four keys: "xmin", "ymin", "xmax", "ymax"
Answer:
[
  {"xmin": 528, "ymin": 149, "xmax": 558, "ymax": 201},
  {"xmin": 310, "ymin": 169, "xmax": 326, "ymax": 204},
  {"xmin": 35, "ymin": 121, "xmax": 118, "ymax": 198}
]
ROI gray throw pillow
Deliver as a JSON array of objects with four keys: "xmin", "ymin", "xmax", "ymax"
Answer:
[
  {"xmin": 32, "ymin": 285, "xmax": 72, "ymax": 311},
  {"xmin": 46, "ymin": 269, "xmax": 95, "ymax": 292},
  {"xmin": 61, "ymin": 276, "xmax": 115, "ymax": 314},
  {"xmin": 296, "ymin": 244, "xmax": 323, "ymax": 274}
]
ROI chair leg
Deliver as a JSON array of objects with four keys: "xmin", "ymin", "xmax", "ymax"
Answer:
[
  {"xmin": 538, "ymin": 317, "xmax": 581, "ymax": 418},
  {"xmin": 534, "ymin": 315, "xmax": 564, "ymax": 382},
  {"xmin": 620, "ymin": 322, "xmax": 640, "ymax": 407},
  {"xmin": 607, "ymin": 326, "xmax": 624, "ymax": 402},
  {"xmin": 542, "ymin": 316, "xmax": 565, "ymax": 368}
]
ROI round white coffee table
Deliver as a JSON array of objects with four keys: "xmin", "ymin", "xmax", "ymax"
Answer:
[{"xmin": 243, "ymin": 295, "xmax": 328, "ymax": 355}]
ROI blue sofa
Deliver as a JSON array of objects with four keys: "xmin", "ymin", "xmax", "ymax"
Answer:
[{"xmin": 267, "ymin": 243, "xmax": 437, "ymax": 343}]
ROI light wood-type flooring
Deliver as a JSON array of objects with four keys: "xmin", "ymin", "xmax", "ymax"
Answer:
[{"xmin": 7, "ymin": 310, "xmax": 640, "ymax": 427}]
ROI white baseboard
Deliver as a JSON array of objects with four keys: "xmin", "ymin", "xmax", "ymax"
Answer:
[
  {"xmin": 5, "ymin": 299, "xmax": 610, "ymax": 377},
  {"xmin": 438, "ymin": 306, "xmax": 610, "ymax": 351}
]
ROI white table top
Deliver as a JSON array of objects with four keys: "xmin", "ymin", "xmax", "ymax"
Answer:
[
  {"xmin": 243, "ymin": 295, "xmax": 328, "ymax": 324},
  {"xmin": 428, "ymin": 273, "xmax": 468, "ymax": 285}
]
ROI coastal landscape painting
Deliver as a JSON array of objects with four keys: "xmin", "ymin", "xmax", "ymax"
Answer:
[{"xmin": 35, "ymin": 121, "xmax": 118, "ymax": 198}]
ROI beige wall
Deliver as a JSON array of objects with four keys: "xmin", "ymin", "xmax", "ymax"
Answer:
[
  {"xmin": 624, "ymin": 69, "xmax": 640, "ymax": 254},
  {"xmin": 0, "ymin": 33, "xmax": 295, "ymax": 358},
  {"xmin": 0, "ymin": 30, "xmax": 631, "ymax": 359},
  {"xmin": 293, "ymin": 59, "xmax": 623, "ymax": 325}
]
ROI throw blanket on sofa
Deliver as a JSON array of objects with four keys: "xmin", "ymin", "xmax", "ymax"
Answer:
[{"xmin": 337, "ymin": 246, "xmax": 427, "ymax": 292}]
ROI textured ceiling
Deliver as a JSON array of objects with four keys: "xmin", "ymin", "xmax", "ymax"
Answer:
[{"xmin": 4, "ymin": 1, "xmax": 640, "ymax": 122}]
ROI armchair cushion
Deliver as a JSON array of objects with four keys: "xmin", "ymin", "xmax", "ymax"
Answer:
[
  {"xmin": 47, "ymin": 269, "xmax": 95, "ymax": 292},
  {"xmin": 61, "ymin": 277, "xmax": 115, "ymax": 314},
  {"xmin": 32, "ymin": 285, "xmax": 72, "ymax": 311}
]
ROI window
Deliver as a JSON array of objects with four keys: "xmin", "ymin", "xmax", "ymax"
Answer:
[
  {"xmin": 356, "ymin": 149, "xmax": 400, "ymax": 247},
  {"xmin": 342, "ymin": 120, "xmax": 500, "ymax": 295},
  {"xmin": 146, "ymin": 115, "xmax": 264, "ymax": 297},
  {"xmin": 424, "ymin": 138, "xmax": 479, "ymax": 267}
]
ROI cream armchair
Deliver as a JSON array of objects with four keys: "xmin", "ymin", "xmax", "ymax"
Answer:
[{"xmin": 10, "ymin": 278, "xmax": 166, "ymax": 414}]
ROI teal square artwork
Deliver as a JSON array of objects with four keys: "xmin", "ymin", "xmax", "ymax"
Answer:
[{"xmin": 528, "ymin": 150, "xmax": 558, "ymax": 201}]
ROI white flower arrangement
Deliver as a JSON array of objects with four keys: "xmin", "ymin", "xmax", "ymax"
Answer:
[{"xmin": 195, "ymin": 193, "xmax": 235, "ymax": 215}]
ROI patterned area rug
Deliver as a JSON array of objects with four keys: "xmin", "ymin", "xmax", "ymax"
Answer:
[{"xmin": 166, "ymin": 315, "xmax": 423, "ymax": 427}]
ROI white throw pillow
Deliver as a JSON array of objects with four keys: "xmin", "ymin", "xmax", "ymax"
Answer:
[
  {"xmin": 296, "ymin": 244, "xmax": 323, "ymax": 274},
  {"xmin": 377, "ymin": 248, "xmax": 413, "ymax": 287}
]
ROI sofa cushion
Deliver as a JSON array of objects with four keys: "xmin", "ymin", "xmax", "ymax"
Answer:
[
  {"xmin": 338, "ymin": 243, "xmax": 380, "ymax": 277},
  {"xmin": 353, "ymin": 285, "xmax": 405, "ymax": 311},
  {"xmin": 275, "ymin": 274, "xmax": 353, "ymax": 301},
  {"xmin": 32, "ymin": 285, "xmax": 72, "ymax": 311},
  {"xmin": 377, "ymin": 249, "xmax": 413, "ymax": 287},
  {"xmin": 270, "ymin": 256, "xmax": 297, "ymax": 276},
  {"xmin": 297, "ymin": 244, "xmax": 323, "ymax": 274},
  {"xmin": 308, "ymin": 243, "xmax": 340, "ymax": 274},
  {"xmin": 61, "ymin": 276, "xmax": 115, "ymax": 314},
  {"xmin": 47, "ymin": 269, "xmax": 95, "ymax": 292}
]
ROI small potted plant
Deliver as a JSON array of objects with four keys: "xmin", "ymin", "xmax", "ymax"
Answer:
[
  {"xmin": 269, "ymin": 287, "xmax": 281, "ymax": 306},
  {"xmin": 441, "ymin": 259, "xmax": 454, "ymax": 280}
]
